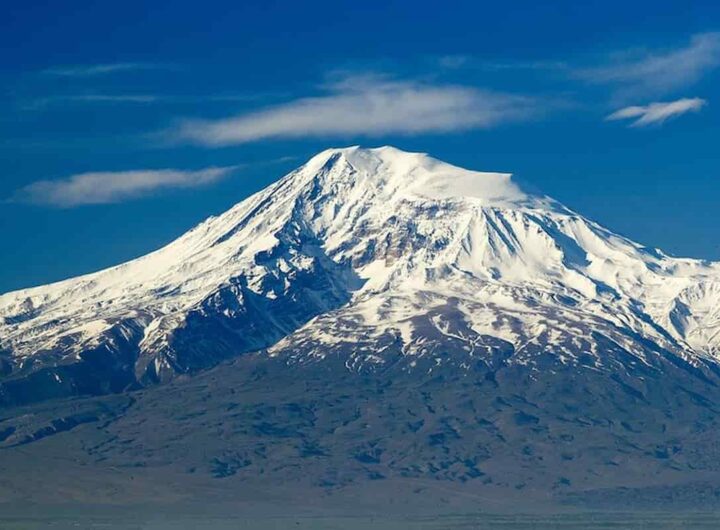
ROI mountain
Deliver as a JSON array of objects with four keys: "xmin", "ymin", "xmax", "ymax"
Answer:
[
  {"xmin": 2, "ymin": 146, "xmax": 719, "ymax": 406},
  {"xmin": 3, "ymin": 147, "xmax": 720, "ymax": 511}
]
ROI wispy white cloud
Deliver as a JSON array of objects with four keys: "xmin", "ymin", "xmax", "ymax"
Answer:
[
  {"xmin": 483, "ymin": 60, "xmax": 568, "ymax": 72},
  {"xmin": 436, "ymin": 55, "xmax": 472, "ymax": 69},
  {"xmin": 22, "ymin": 93, "xmax": 272, "ymax": 111},
  {"xmin": 10, "ymin": 166, "xmax": 238, "ymax": 207},
  {"xmin": 41, "ymin": 62, "xmax": 170, "ymax": 76},
  {"xmin": 606, "ymin": 97, "xmax": 707, "ymax": 127},
  {"xmin": 52, "ymin": 94, "xmax": 159, "ymax": 103},
  {"xmin": 437, "ymin": 54, "xmax": 568, "ymax": 72},
  {"xmin": 23, "ymin": 94, "xmax": 159, "ymax": 110},
  {"xmin": 169, "ymin": 74, "xmax": 538, "ymax": 146},
  {"xmin": 577, "ymin": 32, "xmax": 720, "ymax": 97}
]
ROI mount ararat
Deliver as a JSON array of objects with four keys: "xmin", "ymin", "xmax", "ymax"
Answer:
[{"xmin": 2, "ymin": 146, "xmax": 720, "ymax": 511}]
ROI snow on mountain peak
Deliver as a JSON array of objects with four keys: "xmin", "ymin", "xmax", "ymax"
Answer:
[
  {"xmin": 302, "ymin": 145, "xmax": 546, "ymax": 209},
  {"xmin": 2, "ymin": 146, "xmax": 720, "ymax": 405}
]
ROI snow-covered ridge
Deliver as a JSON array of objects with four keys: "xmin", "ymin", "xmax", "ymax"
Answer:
[
  {"xmin": 303, "ymin": 146, "xmax": 541, "ymax": 206},
  {"xmin": 1, "ymin": 146, "xmax": 719, "ymax": 403}
]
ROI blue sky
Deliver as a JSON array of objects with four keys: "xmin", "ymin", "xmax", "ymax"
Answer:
[{"xmin": 1, "ymin": 0, "xmax": 719, "ymax": 293}]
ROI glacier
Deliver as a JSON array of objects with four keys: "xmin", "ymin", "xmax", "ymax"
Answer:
[{"xmin": 1, "ymin": 146, "xmax": 720, "ymax": 405}]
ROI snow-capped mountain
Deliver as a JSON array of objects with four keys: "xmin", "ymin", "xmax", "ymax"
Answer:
[{"xmin": 2, "ymin": 146, "xmax": 720, "ymax": 406}]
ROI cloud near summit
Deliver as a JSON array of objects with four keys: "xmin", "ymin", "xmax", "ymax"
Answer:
[
  {"xmin": 170, "ymin": 75, "xmax": 538, "ymax": 146},
  {"xmin": 11, "ymin": 166, "xmax": 238, "ymax": 207},
  {"xmin": 606, "ymin": 98, "xmax": 707, "ymax": 127},
  {"xmin": 576, "ymin": 32, "xmax": 720, "ymax": 97}
]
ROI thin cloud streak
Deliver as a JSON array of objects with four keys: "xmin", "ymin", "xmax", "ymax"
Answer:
[
  {"xmin": 54, "ymin": 94, "xmax": 158, "ymax": 103},
  {"xmin": 41, "ymin": 62, "xmax": 172, "ymax": 76},
  {"xmin": 576, "ymin": 32, "xmax": 720, "ymax": 97},
  {"xmin": 23, "ymin": 93, "xmax": 273, "ymax": 111},
  {"xmin": 434, "ymin": 32, "xmax": 720, "ymax": 99},
  {"xmin": 606, "ymin": 97, "xmax": 707, "ymax": 127},
  {"xmin": 23, "ymin": 94, "xmax": 159, "ymax": 110},
  {"xmin": 437, "ymin": 54, "xmax": 568, "ymax": 72},
  {"xmin": 10, "ymin": 166, "xmax": 238, "ymax": 207},
  {"xmin": 170, "ymin": 74, "xmax": 538, "ymax": 147}
]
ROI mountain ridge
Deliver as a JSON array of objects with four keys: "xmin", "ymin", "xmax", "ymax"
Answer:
[
  {"xmin": 1, "ymin": 146, "xmax": 720, "ymax": 405},
  {"xmin": 4, "ymin": 147, "xmax": 720, "ymax": 510}
]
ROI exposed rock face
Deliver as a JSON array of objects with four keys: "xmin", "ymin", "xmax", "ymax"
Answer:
[
  {"xmin": 2, "ymin": 146, "xmax": 720, "ymax": 510},
  {"xmin": 2, "ymin": 146, "xmax": 719, "ymax": 406}
]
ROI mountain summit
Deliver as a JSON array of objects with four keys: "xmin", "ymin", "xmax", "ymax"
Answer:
[
  {"xmin": 1, "ymin": 146, "xmax": 719, "ymax": 405},
  {"xmin": 4, "ymin": 147, "xmax": 720, "ymax": 510}
]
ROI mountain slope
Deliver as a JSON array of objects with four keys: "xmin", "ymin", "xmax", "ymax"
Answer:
[{"xmin": 1, "ymin": 146, "xmax": 720, "ymax": 406}]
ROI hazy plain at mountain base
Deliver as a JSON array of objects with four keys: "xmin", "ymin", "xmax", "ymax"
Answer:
[
  {"xmin": 4, "ymin": 148, "xmax": 720, "ymax": 525},
  {"xmin": 2, "ymin": 511, "xmax": 720, "ymax": 530},
  {"xmin": 3, "ymin": 351, "xmax": 720, "ymax": 517}
]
